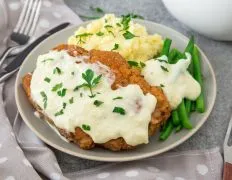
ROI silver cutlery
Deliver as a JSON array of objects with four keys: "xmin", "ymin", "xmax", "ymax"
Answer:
[
  {"xmin": 0, "ymin": 0, "xmax": 41, "ymax": 68},
  {"xmin": 223, "ymin": 113, "xmax": 232, "ymax": 179}
]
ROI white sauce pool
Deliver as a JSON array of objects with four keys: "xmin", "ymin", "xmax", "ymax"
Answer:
[
  {"xmin": 142, "ymin": 53, "xmax": 201, "ymax": 109},
  {"xmin": 30, "ymin": 50, "xmax": 157, "ymax": 146}
]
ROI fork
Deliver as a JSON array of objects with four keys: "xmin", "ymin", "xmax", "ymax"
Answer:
[
  {"xmin": 0, "ymin": 0, "xmax": 41, "ymax": 68},
  {"xmin": 223, "ymin": 113, "xmax": 232, "ymax": 180}
]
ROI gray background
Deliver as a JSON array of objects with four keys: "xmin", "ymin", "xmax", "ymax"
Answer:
[{"xmin": 51, "ymin": 0, "xmax": 232, "ymax": 173}]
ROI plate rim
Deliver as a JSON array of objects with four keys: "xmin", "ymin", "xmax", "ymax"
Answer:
[{"xmin": 15, "ymin": 19, "xmax": 217, "ymax": 162}]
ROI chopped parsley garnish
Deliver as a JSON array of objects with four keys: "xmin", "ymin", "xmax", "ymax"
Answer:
[
  {"xmin": 82, "ymin": 124, "xmax": 91, "ymax": 131},
  {"xmin": 71, "ymin": 71, "xmax": 75, "ymax": 75},
  {"xmin": 128, "ymin": 61, "xmax": 138, "ymax": 67},
  {"xmin": 53, "ymin": 67, "xmax": 62, "ymax": 75},
  {"xmin": 105, "ymin": 19, "xmax": 108, "ymax": 23},
  {"xmin": 108, "ymin": 31, "xmax": 115, "ymax": 37},
  {"xmin": 57, "ymin": 88, "xmax": 67, "ymax": 97},
  {"xmin": 44, "ymin": 77, "xmax": 51, "ymax": 83},
  {"xmin": 160, "ymin": 84, "xmax": 165, "ymax": 88},
  {"xmin": 123, "ymin": 13, "xmax": 144, "ymax": 20},
  {"xmin": 123, "ymin": 31, "xmax": 137, "ymax": 39},
  {"xmin": 52, "ymin": 83, "xmax": 63, "ymax": 91},
  {"xmin": 76, "ymin": 69, "xmax": 102, "ymax": 98},
  {"xmin": 113, "ymin": 107, "xmax": 126, "ymax": 115},
  {"xmin": 140, "ymin": 62, "xmax": 146, "ymax": 68},
  {"xmin": 111, "ymin": 43, "xmax": 119, "ymax": 51},
  {"xmin": 54, "ymin": 109, "xmax": 64, "ymax": 116},
  {"xmin": 93, "ymin": 100, "xmax": 104, "ymax": 107},
  {"xmin": 69, "ymin": 97, "xmax": 74, "ymax": 104},
  {"xmin": 40, "ymin": 91, "xmax": 47, "ymax": 109},
  {"xmin": 42, "ymin": 58, "xmax": 54, "ymax": 63},
  {"xmin": 121, "ymin": 15, "xmax": 131, "ymax": 31},
  {"xmin": 76, "ymin": 33, "xmax": 93, "ymax": 44},
  {"xmin": 157, "ymin": 59, "xmax": 168, "ymax": 63},
  {"xmin": 90, "ymin": 6, "xmax": 104, "ymax": 13},
  {"xmin": 116, "ymin": 23, "xmax": 121, "ymax": 27},
  {"xmin": 80, "ymin": 93, "xmax": 83, "ymax": 97},
  {"xmin": 104, "ymin": 25, "xmax": 113, "ymax": 28},
  {"xmin": 113, "ymin": 96, "xmax": 123, "ymax": 100},
  {"xmin": 96, "ymin": 31, "xmax": 104, "ymax": 36},
  {"xmin": 63, "ymin": 102, "xmax": 67, "ymax": 109},
  {"xmin": 160, "ymin": 65, "xmax": 169, "ymax": 72}
]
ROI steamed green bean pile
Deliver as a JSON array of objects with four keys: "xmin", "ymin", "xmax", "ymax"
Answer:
[{"xmin": 159, "ymin": 37, "xmax": 205, "ymax": 141}]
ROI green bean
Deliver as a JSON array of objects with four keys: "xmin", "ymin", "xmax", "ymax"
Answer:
[
  {"xmin": 161, "ymin": 38, "xmax": 172, "ymax": 56},
  {"xmin": 191, "ymin": 101, "xmax": 196, "ymax": 112},
  {"xmin": 171, "ymin": 110, "xmax": 180, "ymax": 126},
  {"xmin": 159, "ymin": 120, "xmax": 174, "ymax": 141},
  {"xmin": 168, "ymin": 48, "xmax": 177, "ymax": 63},
  {"xmin": 192, "ymin": 46, "xmax": 205, "ymax": 113},
  {"xmin": 185, "ymin": 98, "xmax": 191, "ymax": 114},
  {"xmin": 184, "ymin": 36, "xmax": 194, "ymax": 55},
  {"xmin": 175, "ymin": 124, "xmax": 182, "ymax": 132},
  {"xmin": 177, "ymin": 100, "xmax": 193, "ymax": 129},
  {"xmin": 171, "ymin": 50, "xmax": 184, "ymax": 64}
]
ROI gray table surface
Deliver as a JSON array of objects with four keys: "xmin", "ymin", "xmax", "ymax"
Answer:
[{"xmin": 52, "ymin": 0, "xmax": 232, "ymax": 173}]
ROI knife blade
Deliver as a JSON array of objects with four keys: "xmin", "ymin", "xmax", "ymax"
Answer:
[{"xmin": 0, "ymin": 22, "xmax": 70, "ymax": 82}]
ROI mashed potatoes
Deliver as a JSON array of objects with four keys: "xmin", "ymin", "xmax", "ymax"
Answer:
[{"xmin": 68, "ymin": 14, "xmax": 163, "ymax": 62}]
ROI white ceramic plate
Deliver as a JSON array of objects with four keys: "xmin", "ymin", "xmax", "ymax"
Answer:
[{"xmin": 15, "ymin": 20, "xmax": 216, "ymax": 162}]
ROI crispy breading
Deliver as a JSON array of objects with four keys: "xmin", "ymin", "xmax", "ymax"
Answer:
[{"xmin": 22, "ymin": 44, "xmax": 171, "ymax": 151}]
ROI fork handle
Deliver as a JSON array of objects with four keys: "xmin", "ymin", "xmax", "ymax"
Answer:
[
  {"xmin": 0, "ymin": 47, "xmax": 15, "ymax": 68},
  {"xmin": 223, "ymin": 162, "xmax": 232, "ymax": 180}
]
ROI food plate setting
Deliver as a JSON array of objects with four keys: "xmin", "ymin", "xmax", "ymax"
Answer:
[{"xmin": 15, "ymin": 14, "xmax": 216, "ymax": 162}]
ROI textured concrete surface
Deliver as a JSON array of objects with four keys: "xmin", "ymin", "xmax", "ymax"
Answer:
[{"xmin": 54, "ymin": 0, "xmax": 232, "ymax": 173}]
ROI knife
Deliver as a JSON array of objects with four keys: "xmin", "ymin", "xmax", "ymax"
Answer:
[
  {"xmin": 0, "ymin": 22, "xmax": 70, "ymax": 83},
  {"xmin": 223, "ymin": 113, "xmax": 232, "ymax": 180}
]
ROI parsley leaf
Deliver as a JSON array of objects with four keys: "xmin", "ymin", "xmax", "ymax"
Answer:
[
  {"xmin": 71, "ymin": 71, "xmax": 75, "ymax": 75},
  {"xmin": 104, "ymin": 25, "xmax": 113, "ymax": 29},
  {"xmin": 113, "ymin": 96, "xmax": 123, "ymax": 100},
  {"xmin": 69, "ymin": 97, "xmax": 74, "ymax": 104},
  {"xmin": 140, "ymin": 62, "xmax": 146, "ymax": 68},
  {"xmin": 116, "ymin": 23, "xmax": 121, "ymax": 27},
  {"xmin": 94, "ymin": 100, "xmax": 104, "ymax": 107},
  {"xmin": 76, "ymin": 69, "xmax": 102, "ymax": 98},
  {"xmin": 157, "ymin": 59, "xmax": 168, "ymax": 63},
  {"xmin": 63, "ymin": 102, "xmax": 67, "ymax": 109},
  {"xmin": 42, "ymin": 58, "xmax": 54, "ymax": 63},
  {"xmin": 123, "ymin": 31, "xmax": 137, "ymax": 39},
  {"xmin": 82, "ymin": 124, "xmax": 91, "ymax": 131},
  {"xmin": 160, "ymin": 84, "xmax": 165, "ymax": 88},
  {"xmin": 160, "ymin": 65, "xmax": 169, "ymax": 72},
  {"xmin": 57, "ymin": 88, "xmax": 67, "ymax": 97},
  {"xmin": 96, "ymin": 31, "xmax": 104, "ymax": 36},
  {"xmin": 90, "ymin": 6, "xmax": 104, "ymax": 13},
  {"xmin": 123, "ymin": 13, "xmax": 144, "ymax": 20},
  {"xmin": 52, "ymin": 83, "xmax": 63, "ymax": 92},
  {"xmin": 54, "ymin": 109, "xmax": 64, "ymax": 116},
  {"xmin": 76, "ymin": 33, "xmax": 93, "ymax": 44},
  {"xmin": 121, "ymin": 15, "xmax": 131, "ymax": 31},
  {"xmin": 40, "ymin": 91, "xmax": 47, "ymax": 109},
  {"xmin": 113, "ymin": 107, "xmax": 126, "ymax": 115},
  {"xmin": 44, "ymin": 77, "xmax": 51, "ymax": 83},
  {"xmin": 111, "ymin": 43, "xmax": 119, "ymax": 51},
  {"xmin": 128, "ymin": 61, "xmax": 139, "ymax": 67},
  {"xmin": 53, "ymin": 67, "xmax": 62, "ymax": 75}
]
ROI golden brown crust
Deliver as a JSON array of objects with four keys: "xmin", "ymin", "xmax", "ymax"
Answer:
[{"xmin": 22, "ymin": 44, "xmax": 171, "ymax": 151}]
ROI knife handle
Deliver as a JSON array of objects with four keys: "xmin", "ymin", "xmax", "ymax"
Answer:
[{"xmin": 223, "ymin": 162, "xmax": 232, "ymax": 180}]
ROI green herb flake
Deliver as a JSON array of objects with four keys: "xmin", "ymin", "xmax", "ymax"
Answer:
[
  {"xmin": 128, "ymin": 61, "xmax": 139, "ymax": 67},
  {"xmin": 44, "ymin": 77, "xmax": 51, "ymax": 83},
  {"xmin": 116, "ymin": 23, "xmax": 121, "ymax": 27},
  {"xmin": 82, "ymin": 124, "xmax": 91, "ymax": 131},
  {"xmin": 63, "ymin": 102, "xmax": 67, "ymax": 109},
  {"xmin": 108, "ymin": 31, "xmax": 115, "ymax": 37},
  {"xmin": 42, "ymin": 58, "xmax": 54, "ymax": 63},
  {"xmin": 53, "ymin": 67, "xmax": 62, "ymax": 75},
  {"xmin": 123, "ymin": 13, "xmax": 144, "ymax": 20},
  {"xmin": 113, "ymin": 107, "xmax": 126, "ymax": 115},
  {"xmin": 160, "ymin": 84, "xmax": 165, "ymax": 88},
  {"xmin": 113, "ymin": 96, "xmax": 123, "ymax": 100},
  {"xmin": 160, "ymin": 65, "xmax": 169, "ymax": 72},
  {"xmin": 111, "ymin": 43, "xmax": 119, "ymax": 51},
  {"xmin": 96, "ymin": 32, "xmax": 104, "ymax": 36},
  {"xmin": 140, "ymin": 62, "xmax": 146, "ymax": 68},
  {"xmin": 40, "ymin": 91, "xmax": 47, "ymax": 109},
  {"xmin": 90, "ymin": 6, "xmax": 104, "ymax": 13},
  {"xmin": 57, "ymin": 88, "xmax": 67, "ymax": 97},
  {"xmin": 121, "ymin": 15, "xmax": 131, "ymax": 31},
  {"xmin": 69, "ymin": 97, "xmax": 74, "ymax": 104},
  {"xmin": 52, "ymin": 83, "xmax": 63, "ymax": 92},
  {"xmin": 94, "ymin": 100, "xmax": 104, "ymax": 107},
  {"xmin": 71, "ymin": 71, "xmax": 75, "ymax": 75},
  {"xmin": 76, "ymin": 69, "xmax": 102, "ymax": 98},
  {"xmin": 123, "ymin": 31, "xmax": 137, "ymax": 39},
  {"xmin": 76, "ymin": 33, "xmax": 93, "ymax": 44},
  {"xmin": 104, "ymin": 25, "xmax": 113, "ymax": 29},
  {"xmin": 157, "ymin": 59, "xmax": 168, "ymax": 63},
  {"xmin": 80, "ymin": 93, "xmax": 83, "ymax": 97},
  {"xmin": 54, "ymin": 109, "xmax": 64, "ymax": 116}
]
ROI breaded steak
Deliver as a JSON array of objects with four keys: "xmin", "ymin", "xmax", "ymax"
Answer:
[{"xmin": 22, "ymin": 44, "xmax": 171, "ymax": 151}]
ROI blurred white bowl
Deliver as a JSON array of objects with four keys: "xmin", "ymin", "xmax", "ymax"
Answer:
[{"xmin": 162, "ymin": 0, "xmax": 232, "ymax": 41}]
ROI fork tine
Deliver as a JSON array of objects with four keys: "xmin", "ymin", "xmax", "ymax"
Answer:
[
  {"xmin": 24, "ymin": 0, "xmax": 41, "ymax": 36},
  {"xmin": 13, "ymin": 0, "xmax": 31, "ymax": 32},
  {"xmin": 18, "ymin": 0, "xmax": 34, "ymax": 34},
  {"xmin": 224, "ymin": 114, "xmax": 232, "ymax": 147},
  {"xmin": 28, "ymin": 0, "xmax": 42, "ymax": 36}
]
